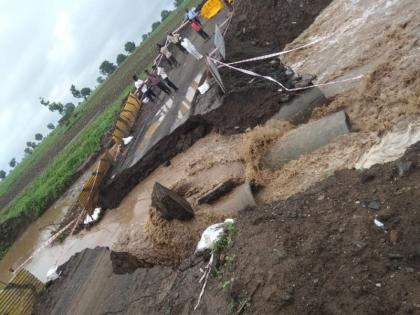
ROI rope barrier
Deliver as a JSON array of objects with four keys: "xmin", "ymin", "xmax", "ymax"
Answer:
[
  {"xmin": 222, "ymin": 35, "xmax": 329, "ymax": 66},
  {"xmin": 211, "ymin": 57, "xmax": 364, "ymax": 92}
]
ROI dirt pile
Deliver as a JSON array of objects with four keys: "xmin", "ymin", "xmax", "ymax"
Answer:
[
  {"xmin": 225, "ymin": 0, "xmax": 333, "ymax": 60},
  {"xmin": 140, "ymin": 208, "xmax": 226, "ymax": 265}
]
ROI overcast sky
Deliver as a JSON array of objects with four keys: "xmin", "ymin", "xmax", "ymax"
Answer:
[{"xmin": 0, "ymin": 0, "xmax": 174, "ymax": 172}]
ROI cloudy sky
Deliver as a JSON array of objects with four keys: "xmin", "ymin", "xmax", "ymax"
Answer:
[{"xmin": 0, "ymin": 0, "xmax": 174, "ymax": 172}]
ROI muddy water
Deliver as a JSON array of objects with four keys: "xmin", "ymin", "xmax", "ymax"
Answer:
[
  {"xmin": 1, "ymin": 133, "xmax": 243, "ymax": 283},
  {"xmin": 0, "ymin": 164, "xmax": 94, "ymax": 283}
]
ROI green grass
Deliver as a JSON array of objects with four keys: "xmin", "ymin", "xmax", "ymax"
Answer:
[{"xmin": 0, "ymin": 90, "xmax": 128, "ymax": 222}]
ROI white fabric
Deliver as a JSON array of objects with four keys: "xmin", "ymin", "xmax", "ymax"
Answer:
[
  {"xmin": 195, "ymin": 219, "xmax": 235, "ymax": 253},
  {"xmin": 157, "ymin": 67, "xmax": 168, "ymax": 79},
  {"xmin": 181, "ymin": 38, "xmax": 203, "ymax": 60}
]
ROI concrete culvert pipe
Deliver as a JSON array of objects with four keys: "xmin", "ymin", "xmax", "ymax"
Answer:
[
  {"xmin": 272, "ymin": 87, "xmax": 328, "ymax": 125},
  {"xmin": 263, "ymin": 111, "xmax": 351, "ymax": 170}
]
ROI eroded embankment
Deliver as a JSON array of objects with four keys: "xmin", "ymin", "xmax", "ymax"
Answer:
[
  {"xmin": 100, "ymin": 82, "xmax": 293, "ymax": 210},
  {"xmin": 35, "ymin": 141, "xmax": 420, "ymax": 315}
]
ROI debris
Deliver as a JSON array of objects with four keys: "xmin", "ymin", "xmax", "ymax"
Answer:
[
  {"xmin": 396, "ymin": 160, "xmax": 413, "ymax": 177},
  {"xmin": 151, "ymin": 182, "xmax": 194, "ymax": 221},
  {"xmin": 83, "ymin": 208, "xmax": 101, "ymax": 225},
  {"xmin": 122, "ymin": 136, "xmax": 134, "ymax": 145},
  {"xmin": 368, "ymin": 200, "xmax": 381, "ymax": 210},
  {"xmin": 389, "ymin": 229, "xmax": 399, "ymax": 245},
  {"xmin": 195, "ymin": 219, "xmax": 235, "ymax": 253},
  {"xmin": 374, "ymin": 218, "xmax": 385, "ymax": 228},
  {"xmin": 388, "ymin": 253, "xmax": 404, "ymax": 260},
  {"xmin": 375, "ymin": 283, "xmax": 382, "ymax": 288},
  {"xmin": 197, "ymin": 179, "xmax": 241, "ymax": 204},
  {"xmin": 194, "ymin": 253, "xmax": 214, "ymax": 310},
  {"xmin": 46, "ymin": 266, "xmax": 61, "ymax": 282},
  {"xmin": 198, "ymin": 80, "xmax": 211, "ymax": 94}
]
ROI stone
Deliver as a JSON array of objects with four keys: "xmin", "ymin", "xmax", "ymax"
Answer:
[
  {"xmin": 396, "ymin": 160, "xmax": 413, "ymax": 177},
  {"xmin": 151, "ymin": 182, "xmax": 194, "ymax": 220},
  {"xmin": 368, "ymin": 200, "xmax": 381, "ymax": 210}
]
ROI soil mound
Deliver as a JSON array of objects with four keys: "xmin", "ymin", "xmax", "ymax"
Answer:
[{"xmin": 225, "ymin": 0, "xmax": 333, "ymax": 60}]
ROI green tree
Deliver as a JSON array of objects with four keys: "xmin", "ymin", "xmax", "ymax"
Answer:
[
  {"xmin": 0, "ymin": 170, "xmax": 6, "ymax": 180},
  {"xmin": 47, "ymin": 123, "xmax": 55, "ymax": 130},
  {"xmin": 26, "ymin": 141, "xmax": 37, "ymax": 149},
  {"xmin": 24, "ymin": 148, "xmax": 33, "ymax": 155},
  {"xmin": 9, "ymin": 158, "xmax": 16, "ymax": 168},
  {"xmin": 124, "ymin": 41, "xmax": 136, "ymax": 53},
  {"xmin": 97, "ymin": 76, "xmax": 105, "ymax": 84},
  {"xmin": 116, "ymin": 53, "xmax": 127, "ymax": 66},
  {"xmin": 70, "ymin": 84, "xmax": 82, "ymax": 99},
  {"xmin": 80, "ymin": 87, "xmax": 92, "ymax": 100},
  {"xmin": 141, "ymin": 34, "xmax": 148, "ymax": 42},
  {"xmin": 151, "ymin": 21, "xmax": 161, "ymax": 32},
  {"xmin": 99, "ymin": 60, "xmax": 117, "ymax": 76},
  {"xmin": 161, "ymin": 10, "xmax": 171, "ymax": 21},
  {"xmin": 35, "ymin": 133, "xmax": 43, "ymax": 141},
  {"xmin": 40, "ymin": 97, "xmax": 64, "ymax": 115}
]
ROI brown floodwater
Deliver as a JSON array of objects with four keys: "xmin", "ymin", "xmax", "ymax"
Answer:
[{"xmin": 0, "ymin": 133, "xmax": 244, "ymax": 283}]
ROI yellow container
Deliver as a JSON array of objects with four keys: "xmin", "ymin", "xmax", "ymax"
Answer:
[{"xmin": 201, "ymin": 0, "xmax": 224, "ymax": 19}]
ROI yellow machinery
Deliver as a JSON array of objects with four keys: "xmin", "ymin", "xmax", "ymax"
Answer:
[{"xmin": 201, "ymin": 0, "xmax": 234, "ymax": 19}]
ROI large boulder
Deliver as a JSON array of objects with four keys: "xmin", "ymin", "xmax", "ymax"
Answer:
[{"xmin": 151, "ymin": 182, "xmax": 194, "ymax": 220}]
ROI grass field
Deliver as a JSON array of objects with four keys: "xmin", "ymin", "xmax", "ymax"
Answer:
[{"xmin": 0, "ymin": 0, "xmax": 201, "ymax": 225}]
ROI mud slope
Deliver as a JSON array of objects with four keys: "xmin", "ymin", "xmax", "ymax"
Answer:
[{"xmin": 225, "ymin": 0, "xmax": 333, "ymax": 60}]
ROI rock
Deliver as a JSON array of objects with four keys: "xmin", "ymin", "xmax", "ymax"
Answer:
[
  {"xmin": 368, "ymin": 200, "xmax": 381, "ymax": 210},
  {"xmin": 197, "ymin": 179, "xmax": 241, "ymax": 205},
  {"xmin": 163, "ymin": 160, "xmax": 171, "ymax": 167},
  {"xmin": 317, "ymin": 195, "xmax": 325, "ymax": 201},
  {"xmin": 151, "ymin": 182, "xmax": 194, "ymax": 220},
  {"xmin": 396, "ymin": 160, "xmax": 413, "ymax": 177}
]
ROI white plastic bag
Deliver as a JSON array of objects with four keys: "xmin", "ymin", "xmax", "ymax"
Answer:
[
  {"xmin": 83, "ymin": 207, "xmax": 101, "ymax": 225},
  {"xmin": 195, "ymin": 219, "xmax": 235, "ymax": 253},
  {"xmin": 46, "ymin": 266, "xmax": 61, "ymax": 282}
]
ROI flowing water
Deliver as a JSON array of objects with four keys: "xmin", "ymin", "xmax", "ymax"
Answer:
[{"xmin": 0, "ymin": 133, "xmax": 243, "ymax": 283}]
